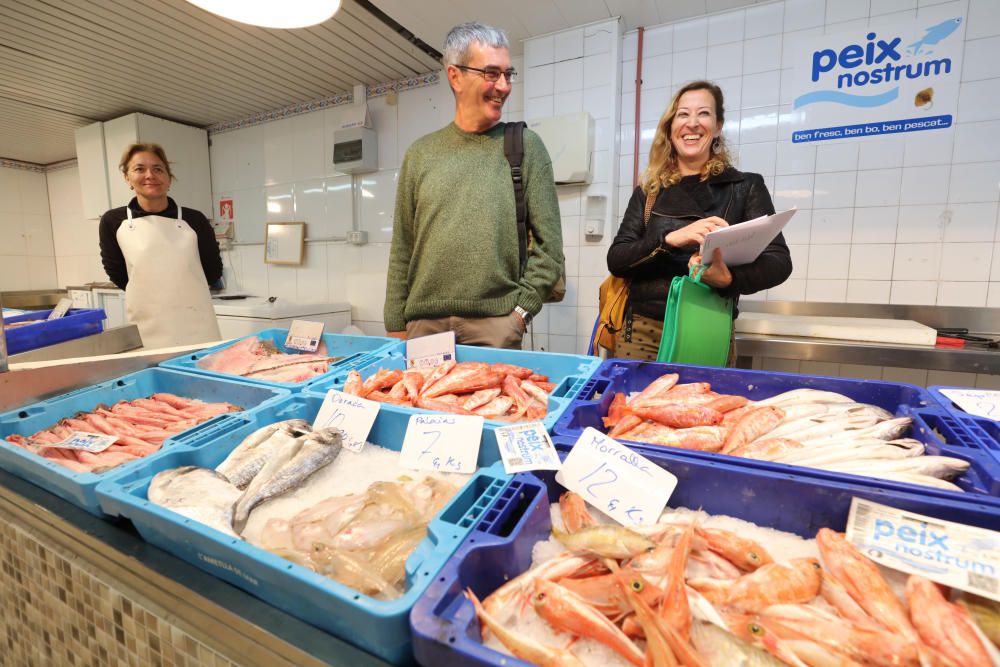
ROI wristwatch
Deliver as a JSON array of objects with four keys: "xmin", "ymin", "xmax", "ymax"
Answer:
[{"xmin": 513, "ymin": 305, "xmax": 533, "ymax": 327}]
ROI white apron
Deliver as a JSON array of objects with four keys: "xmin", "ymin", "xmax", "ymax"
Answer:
[{"xmin": 117, "ymin": 205, "xmax": 221, "ymax": 348}]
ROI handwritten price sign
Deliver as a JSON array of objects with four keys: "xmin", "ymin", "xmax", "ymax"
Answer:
[
  {"xmin": 313, "ymin": 390, "xmax": 381, "ymax": 452},
  {"xmin": 555, "ymin": 427, "xmax": 676, "ymax": 527},
  {"xmin": 399, "ymin": 414, "xmax": 484, "ymax": 474},
  {"xmin": 939, "ymin": 388, "xmax": 1000, "ymax": 421}
]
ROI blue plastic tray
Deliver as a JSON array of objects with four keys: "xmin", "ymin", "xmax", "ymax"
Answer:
[
  {"xmin": 0, "ymin": 368, "xmax": 289, "ymax": 516},
  {"xmin": 160, "ymin": 328, "xmax": 398, "ymax": 390},
  {"xmin": 305, "ymin": 343, "xmax": 602, "ymax": 468},
  {"xmin": 552, "ymin": 360, "xmax": 1000, "ymax": 502},
  {"xmin": 4, "ymin": 308, "xmax": 106, "ymax": 354},
  {"xmin": 929, "ymin": 385, "xmax": 1000, "ymax": 467},
  {"xmin": 410, "ymin": 439, "xmax": 1000, "ymax": 667},
  {"xmin": 96, "ymin": 394, "xmax": 512, "ymax": 665}
]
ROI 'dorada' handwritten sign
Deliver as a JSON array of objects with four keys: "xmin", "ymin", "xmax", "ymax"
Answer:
[
  {"xmin": 313, "ymin": 389, "xmax": 380, "ymax": 452},
  {"xmin": 399, "ymin": 413, "xmax": 484, "ymax": 474},
  {"xmin": 556, "ymin": 427, "xmax": 676, "ymax": 527}
]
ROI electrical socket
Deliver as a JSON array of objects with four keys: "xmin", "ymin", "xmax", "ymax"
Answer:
[{"xmin": 347, "ymin": 230, "xmax": 368, "ymax": 246}]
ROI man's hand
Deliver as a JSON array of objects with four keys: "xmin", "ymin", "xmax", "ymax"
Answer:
[
  {"xmin": 688, "ymin": 248, "xmax": 732, "ymax": 288},
  {"xmin": 387, "ymin": 331, "xmax": 407, "ymax": 340},
  {"xmin": 665, "ymin": 216, "xmax": 729, "ymax": 249}
]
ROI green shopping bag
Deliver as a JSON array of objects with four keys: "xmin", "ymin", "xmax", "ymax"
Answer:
[{"xmin": 657, "ymin": 265, "xmax": 734, "ymax": 366}]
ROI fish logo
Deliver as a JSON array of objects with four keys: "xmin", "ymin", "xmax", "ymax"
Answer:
[{"xmin": 908, "ymin": 17, "xmax": 962, "ymax": 56}]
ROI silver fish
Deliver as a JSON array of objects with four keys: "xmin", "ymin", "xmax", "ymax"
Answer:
[
  {"xmin": 216, "ymin": 419, "xmax": 312, "ymax": 489},
  {"xmin": 690, "ymin": 621, "xmax": 786, "ymax": 666},
  {"xmin": 821, "ymin": 455, "xmax": 969, "ymax": 480},
  {"xmin": 756, "ymin": 389, "xmax": 855, "ymax": 407},
  {"xmin": 148, "ymin": 466, "xmax": 242, "ymax": 537},
  {"xmin": 776, "ymin": 439, "xmax": 925, "ymax": 466},
  {"xmin": 232, "ymin": 427, "xmax": 343, "ymax": 534}
]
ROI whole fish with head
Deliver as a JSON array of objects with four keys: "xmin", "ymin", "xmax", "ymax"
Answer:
[
  {"xmin": 481, "ymin": 552, "xmax": 594, "ymax": 626},
  {"xmin": 690, "ymin": 621, "xmax": 786, "ymax": 667},
  {"xmin": 816, "ymin": 455, "xmax": 969, "ymax": 480},
  {"xmin": 215, "ymin": 419, "xmax": 312, "ymax": 488},
  {"xmin": 688, "ymin": 558, "xmax": 822, "ymax": 613},
  {"xmin": 148, "ymin": 466, "xmax": 242, "ymax": 537},
  {"xmin": 466, "ymin": 588, "xmax": 587, "ymax": 667},
  {"xmin": 722, "ymin": 406, "xmax": 786, "ymax": 454},
  {"xmin": 905, "ymin": 575, "xmax": 992, "ymax": 667},
  {"xmin": 696, "ymin": 527, "xmax": 774, "ymax": 572},
  {"xmin": 552, "ymin": 524, "xmax": 655, "ymax": 559},
  {"xmin": 816, "ymin": 528, "xmax": 918, "ymax": 641},
  {"xmin": 531, "ymin": 578, "xmax": 646, "ymax": 667},
  {"xmin": 774, "ymin": 439, "xmax": 925, "ymax": 467},
  {"xmin": 231, "ymin": 426, "xmax": 343, "ymax": 534}
]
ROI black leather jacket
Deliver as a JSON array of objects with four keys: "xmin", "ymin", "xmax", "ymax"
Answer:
[{"xmin": 607, "ymin": 168, "xmax": 792, "ymax": 320}]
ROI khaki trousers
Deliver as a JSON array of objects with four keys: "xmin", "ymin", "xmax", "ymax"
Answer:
[{"xmin": 405, "ymin": 313, "xmax": 525, "ymax": 350}]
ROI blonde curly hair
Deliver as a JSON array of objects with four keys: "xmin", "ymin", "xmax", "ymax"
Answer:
[{"xmin": 640, "ymin": 80, "xmax": 733, "ymax": 196}]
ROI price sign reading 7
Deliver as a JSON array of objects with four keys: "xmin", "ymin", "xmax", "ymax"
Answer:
[
  {"xmin": 399, "ymin": 414, "xmax": 484, "ymax": 474},
  {"xmin": 555, "ymin": 427, "xmax": 677, "ymax": 528}
]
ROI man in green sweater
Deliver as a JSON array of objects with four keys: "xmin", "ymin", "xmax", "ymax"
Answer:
[{"xmin": 383, "ymin": 21, "xmax": 564, "ymax": 349}]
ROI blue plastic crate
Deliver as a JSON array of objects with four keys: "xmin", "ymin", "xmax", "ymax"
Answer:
[
  {"xmin": 159, "ymin": 328, "xmax": 398, "ymax": 390},
  {"xmin": 95, "ymin": 393, "xmax": 512, "ymax": 666},
  {"xmin": 0, "ymin": 368, "xmax": 289, "ymax": 516},
  {"xmin": 4, "ymin": 308, "xmax": 106, "ymax": 355},
  {"xmin": 410, "ymin": 439, "xmax": 1000, "ymax": 667},
  {"xmin": 552, "ymin": 359, "xmax": 1000, "ymax": 503},
  {"xmin": 305, "ymin": 343, "xmax": 602, "ymax": 468},
  {"xmin": 929, "ymin": 385, "xmax": 1000, "ymax": 467}
]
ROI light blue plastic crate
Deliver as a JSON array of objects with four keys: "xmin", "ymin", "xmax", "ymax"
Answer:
[
  {"xmin": 411, "ymin": 439, "xmax": 1000, "ymax": 667},
  {"xmin": 160, "ymin": 328, "xmax": 398, "ymax": 390},
  {"xmin": 0, "ymin": 367, "xmax": 289, "ymax": 516},
  {"xmin": 306, "ymin": 343, "xmax": 602, "ymax": 467},
  {"xmin": 95, "ymin": 393, "xmax": 512, "ymax": 666}
]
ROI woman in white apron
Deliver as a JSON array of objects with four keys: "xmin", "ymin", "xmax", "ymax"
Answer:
[{"xmin": 98, "ymin": 143, "xmax": 222, "ymax": 348}]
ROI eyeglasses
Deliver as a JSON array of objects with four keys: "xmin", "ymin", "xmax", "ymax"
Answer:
[
  {"xmin": 454, "ymin": 65, "xmax": 518, "ymax": 83},
  {"xmin": 129, "ymin": 164, "xmax": 167, "ymax": 175}
]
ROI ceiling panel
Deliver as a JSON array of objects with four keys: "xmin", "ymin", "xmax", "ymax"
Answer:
[{"xmin": 0, "ymin": 0, "xmax": 765, "ymax": 165}]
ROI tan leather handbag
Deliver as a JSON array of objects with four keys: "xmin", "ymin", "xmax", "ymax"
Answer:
[{"xmin": 592, "ymin": 193, "xmax": 656, "ymax": 355}]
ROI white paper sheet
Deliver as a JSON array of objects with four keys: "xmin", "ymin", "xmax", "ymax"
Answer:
[{"xmin": 700, "ymin": 207, "xmax": 797, "ymax": 267}]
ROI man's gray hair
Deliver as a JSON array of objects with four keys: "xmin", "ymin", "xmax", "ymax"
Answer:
[{"xmin": 442, "ymin": 22, "xmax": 509, "ymax": 66}]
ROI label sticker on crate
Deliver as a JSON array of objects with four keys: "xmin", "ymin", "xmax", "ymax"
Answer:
[
  {"xmin": 284, "ymin": 319, "xmax": 325, "ymax": 352},
  {"xmin": 846, "ymin": 497, "xmax": 1000, "ymax": 602},
  {"xmin": 939, "ymin": 388, "xmax": 1000, "ymax": 421},
  {"xmin": 313, "ymin": 389, "xmax": 380, "ymax": 453},
  {"xmin": 46, "ymin": 297, "xmax": 73, "ymax": 320},
  {"xmin": 496, "ymin": 422, "xmax": 561, "ymax": 473},
  {"xmin": 399, "ymin": 414, "xmax": 483, "ymax": 474},
  {"xmin": 406, "ymin": 331, "xmax": 456, "ymax": 369},
  {"xmin": 556, "ymin": 427, "xmax": 677, "ymax": 528},
  {"xmin": 48, "ymin": 432, "xmax": 118, "ymax": 453}
]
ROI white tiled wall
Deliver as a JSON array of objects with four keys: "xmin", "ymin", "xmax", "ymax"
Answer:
[
  {"xmin": 0, "ymin": 166, "xmax": 57, "ymax": 291},
  {"xmin": 676, "ymin": 0, "xmax": 1000, "ymax": 388},
  {"xmin": 46, "ymin": 166, "xmax": 104, "ymax": 288}
]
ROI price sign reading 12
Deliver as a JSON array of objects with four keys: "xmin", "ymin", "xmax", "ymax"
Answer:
[
  {"xmin": 556, "ymin": 427, "xmax": 677, "ymax": 527},
  {"xmin": 399, "ymin": 414, "xmax": 484, "ymax": 474}
]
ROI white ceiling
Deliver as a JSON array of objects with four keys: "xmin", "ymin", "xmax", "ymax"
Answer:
[{"xmin": 0, "ymin": 0, "xmax": 767, "ymax": 166}]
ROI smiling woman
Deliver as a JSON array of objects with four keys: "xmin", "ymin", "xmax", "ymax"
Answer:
[
  {"xmin": 605, "ymin": 80, "xmax": 793, "ymax": 362},
  {"xmin": 98, "ymin": 143, "xmax": 223, "ymax": 349}
]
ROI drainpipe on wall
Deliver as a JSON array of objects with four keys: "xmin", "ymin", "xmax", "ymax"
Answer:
[{"xmin": 633, "ymin": 26, "xmax": 645, "ymax": 189}]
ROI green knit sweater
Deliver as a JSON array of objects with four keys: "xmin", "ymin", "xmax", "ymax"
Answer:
[{"xmin": 384, "ymin": 122, "xmax": 564, "ymax": 332}]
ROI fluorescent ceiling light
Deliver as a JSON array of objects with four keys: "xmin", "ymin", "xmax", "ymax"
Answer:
[{"xmin": 185, "ymin": 0, "xmax": 341, "ymax": 29}]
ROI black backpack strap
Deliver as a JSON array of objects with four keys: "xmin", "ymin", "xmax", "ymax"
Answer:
[{"xmin": 504, "ymin": 121, "xmax": 528, "ymax": 276}]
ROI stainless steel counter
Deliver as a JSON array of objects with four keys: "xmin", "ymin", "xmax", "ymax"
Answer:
[
  {"xmin": 8, "ymin": 324, "xmax": 142, "ymax": 363},
  {"xmin": 735, "ymin": 301, "xmax": 1000, "ymax": 374}
]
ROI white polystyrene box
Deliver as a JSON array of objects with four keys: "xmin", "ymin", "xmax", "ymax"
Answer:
[{"xmin": 528, "ymin": 112, "xmax": 594, "ymax": 184}]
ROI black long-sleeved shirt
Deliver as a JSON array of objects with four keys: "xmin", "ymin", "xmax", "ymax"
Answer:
[{"xmin": 99, "ymin": 197, "xmax": 223, "ymax": 290}]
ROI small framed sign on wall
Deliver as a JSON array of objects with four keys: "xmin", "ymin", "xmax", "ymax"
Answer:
[{"xmin": 264, "ymin": 222, "xmax": 306, "ymax": 265}]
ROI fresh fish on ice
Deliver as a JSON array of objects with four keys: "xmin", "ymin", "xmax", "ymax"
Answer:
[
  {"xmin": 148, "ymin": 466, "xmax": 242, "ymax": 537},
  {"xmin": 216, "ymin": 419, "xmax": 312, "ymax": 488},
  {"xmin": 232, "ymin": 427, "xmax": 343, "ymax": 534}
]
